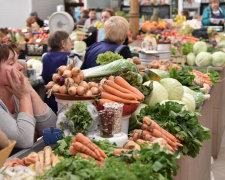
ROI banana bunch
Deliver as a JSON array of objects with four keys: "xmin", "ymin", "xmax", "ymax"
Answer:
[
  {"xmin": 94, "ymin": 21, "xmax": 103, "ymax": 29},
  {"xmin": 173, "ymin": 15, "xmax": 186, "ymax": 26}
]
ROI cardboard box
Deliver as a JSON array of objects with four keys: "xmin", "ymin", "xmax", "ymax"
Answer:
[{"xmin": 0, "ymin": 140, "xmax": 16, "ymax": 168}]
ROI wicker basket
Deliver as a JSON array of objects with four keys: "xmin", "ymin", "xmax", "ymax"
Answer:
[{"xmin": 170, "ymin": 55, "xmax": 186, "ymax": 66}]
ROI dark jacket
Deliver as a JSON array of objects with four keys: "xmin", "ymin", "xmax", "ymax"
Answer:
[
  {"xmin": 42, "ymin": 51, "xmax": 74, "ymax": 113},
  {"xmin": 81, "ymin": 41, "xmax": 132, "ymax": 70}
]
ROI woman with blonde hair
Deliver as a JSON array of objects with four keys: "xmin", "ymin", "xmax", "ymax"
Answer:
[
  {"xmin": 81, "ymin": 16, "xmax": 132, "ymax": 69},
  {"xmin": 84, "ymin": 8, "xmax": 116, "ymax": 47},
  {"xmin": 202, "ymin": 0, "xmax": 225, "ymax": 26}
]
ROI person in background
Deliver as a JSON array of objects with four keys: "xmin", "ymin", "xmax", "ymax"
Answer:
[
  {"xmin": 84, "ymin": 9, "xmax": 99, "ymax": 27},
  {"xmin": 26, "ymin": 16, "xmax": 40, "ymax": 32},
  {"xmin": 182, "ymin": 9, "xmax": 192, "ymax": 20},
  {"xmin": 30, "ymin": 11, "xmax": 44, "ymax": 28},
  {"xmin": 42, "ymin": 30, "xmax": 79, "ymax": 113},
  {"xmin": 84, "ymin": 8, "xmax": 115, "ymax": 47},
  {"xmin": 74, "ymin": 9, "xmax": 89, "ymax": 28},
  {"xmin": 26, "ymin": 17, "xmax": 36, "ymax": 28},
  {"xmin": 0, "ymin": 43, "xmax": 57, "ymax": 149},
  {"xmin": 81, "ymin": 16, "xmax": 132, "ymax": 69},
  {"xmin": 202, "ymin": 0, "xmax": 225, "ymax": 26}
]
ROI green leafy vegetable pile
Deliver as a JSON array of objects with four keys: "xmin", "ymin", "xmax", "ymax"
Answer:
[
  {"xmin": 96, "ymin": 51, "xmax": 123, "ymax": 65},
  {"xmin": 92, "ymin": 140, "xmax": 119, "ymax": 157},
  {"xmin": 181, "ymin": 41, "xmax": 194, "ymax": 55},
  {"xmin": 61, "ymin": 102, "xmax": 92, "ymax": 135},
  {"xmin": 39, "ymin": 143, "xmax": 179, "ymax": 180},
  {"xmin": 169, "ymin": 67, "xmax": 201, "ymax": 92},
  {"xmin": 38, "ymin": 156, "xmax": 99, "ymax": 180},
  {"xmin": 137, "ymin": 101, "xmax": 210, "ymax": 157},
  {"xmin": 53, "ymin": 136, "xmax": 73, "ymax": 158}
]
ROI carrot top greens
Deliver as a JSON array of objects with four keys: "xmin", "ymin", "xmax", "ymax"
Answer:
[{"xmin": 137, "ymin": 101, "xmax": 210, "ymax": 157}]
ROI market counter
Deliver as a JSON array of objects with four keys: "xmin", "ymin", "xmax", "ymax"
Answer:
[
  {"xmin": 210, "ymin": 68, "xmax": 225, "ymax": 158},
  {"xmin": 174, "ymin": 93, "xmax": 212, "ymax": 180}
]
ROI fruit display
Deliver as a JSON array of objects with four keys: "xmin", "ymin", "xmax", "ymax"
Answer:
[
  {"xmin": 173, "ymin": 15, "xmax": 186, "ymax": 26},
  {"xmin": 94, "ymin": 21, "xmax": 103, "ymax": 29},
  {"xmin": 141, "ymin": 20, "xmax": 167, "ymax": 32}
]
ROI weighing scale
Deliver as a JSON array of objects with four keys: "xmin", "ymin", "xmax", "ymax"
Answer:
[{"xmin": 205, "ymin": 26, "xmax": 224, "ymax": 32}]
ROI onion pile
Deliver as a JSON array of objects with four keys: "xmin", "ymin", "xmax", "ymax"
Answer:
[{"xmin": 45, "ymin": 65, "xmax": 100, "ymax": 97}]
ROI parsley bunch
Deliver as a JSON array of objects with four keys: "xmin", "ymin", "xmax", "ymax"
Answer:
[
  {"xmin": 169, "ymin": 67, "xmax": 201, "ymax": 92},
  {"xmin": 53, "ymin": 136, "xmax": 73, "ymax": 158},
  {"xmin": 62, "ymin": 102, "xmax": 92, "ymax": 135},
  {"xmin": 137, "ymin": 102, "xmax": 210, "ymax": 157}
]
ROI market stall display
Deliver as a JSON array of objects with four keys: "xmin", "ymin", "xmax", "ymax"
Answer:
[{"xmin": 2, "ymin": 5, "xmax": 225, "ymax": 179}]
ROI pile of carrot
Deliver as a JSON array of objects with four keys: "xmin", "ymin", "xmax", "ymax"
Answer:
[
  {"xmin": 69, "ymin": 133, "xmax": 107, "ymax": 165},
  {"xmin": 190, "ymin": 70, "xmax": 213, "ymax": 87},
  {"xmin": 99, "ymin": 76, "xmax": 144, "ymax": 105},
  {"xmin": 182, "ymin": 35, "xmax": 199, "ymax": 43},
  {"xmin": 4, "ymin": 152, "xmax": 37, "ymax": 167},
  {"xmin": 129, "ymin": 117, "xmax": 183, "ymax": 152}
]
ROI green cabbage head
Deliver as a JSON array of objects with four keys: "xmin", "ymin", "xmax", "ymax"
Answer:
[
  {"xmin": 212, "ymin": 51, "xmax": 225, "ymax": 67},
  {"xmin": 195, "ymin": 52, "xmax": 212, "ymax": 67}
]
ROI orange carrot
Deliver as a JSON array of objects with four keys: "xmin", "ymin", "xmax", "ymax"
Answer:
[
  {"xmin": 143, "ymin": 117, "xmax": 179, "ymax": 142},
  {"xmin": 142, "ymin": 130, "xmax": 151, "ymax": 137},
  {"xmin": 75, "ymin": 133, "xmax": 107, "ymax": 159},
  {"xmin": 75, "ymin": 133, "xmax": 102, "ymax": 159},
  {"xmin": 129, "ymin": 137, "xmax": 134, "ymax": 141},
  {"xmin": 142, "ymin": 134, "xmax": 157, "ymax": 142},
  {"xmin": 113, "ymin": 149, "xmax": 129, "ymax": 155},
  {"xmin": 103, "ymin": 84, "xmax": 137, "ymax": 100},
  {"xmin": 106, "ymin": 80, "xmax": 140, "ymax": 100},
  {"xmin": 167, "ymin": 144, "xmax": 175, "ymax": 152},
  {"xmin": 135, "ymin": 139, "xmax": 147, "ymax": 144},
  {"xmin": 149, "ymin": 129, "xmax": 182, "ymax": 148},
  {"xmin": 69, "ymin": 146, "xmax": 77, "ymax": 155},
  {"xmin": 132, "ymin": 130, "xmax": 143, "ymax": 141},
  {"xmin": 99, "ymin": 99, "xmax": 115, "ymax": 105},
  {"xmin": 101, "ymin": 92, "xmax": 140, "ymax": 104},
  {"xmin": 23, "ymin": 157, "xmax": 36, "ymax": 166},
  {"xmin": 92, "ymin": 143, "xmax": 107, "ymax": 159},
  {"xmin": 114, "ymin": 76, "xmax": 144, "ymax": 100},
  {"xmin": 108, "ymin": 76, "xmax": 115, "ymax": 81},
  {"xmin": 73, "ymin": 142, "xmax": 99, "ymax": 160},
  {"xmin": 72, "ymin": 137, "xmax": 77, "ymax": 143}
]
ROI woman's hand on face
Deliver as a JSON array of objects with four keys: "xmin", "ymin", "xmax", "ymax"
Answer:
[{"xmin": 6, "ymin": 67, "xmax": 31, "ymax": 100}]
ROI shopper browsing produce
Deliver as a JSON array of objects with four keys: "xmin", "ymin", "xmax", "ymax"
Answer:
[
  {"xmin": 84, "ymin": 9, "xmax": 99, "ymax": 27},
  {"xmin": 84, "ymin": 8, "xmax": 116, "ymax": 47},
  {"xmin": 0, "ymin": 43, "xmax": 57, "ymax": 149},
  {"xmin": 42, "ymin": 30, "xmax": 79, "ymax": 113},
  {"xmin": 74, "ymin": 9, "xmax": 89, "ymax": 28},
  {"xmin": 81, "ymin": 16, "xmax": 132, "ymax": 69},
  {"xmin": 202, "ymin": 0, "xmax": 225, "ymax": 26}
]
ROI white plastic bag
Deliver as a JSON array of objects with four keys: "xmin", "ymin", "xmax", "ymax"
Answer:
[{"xmin": 56, "ymin": 101, "xmax": 100, "ymax": 136}]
